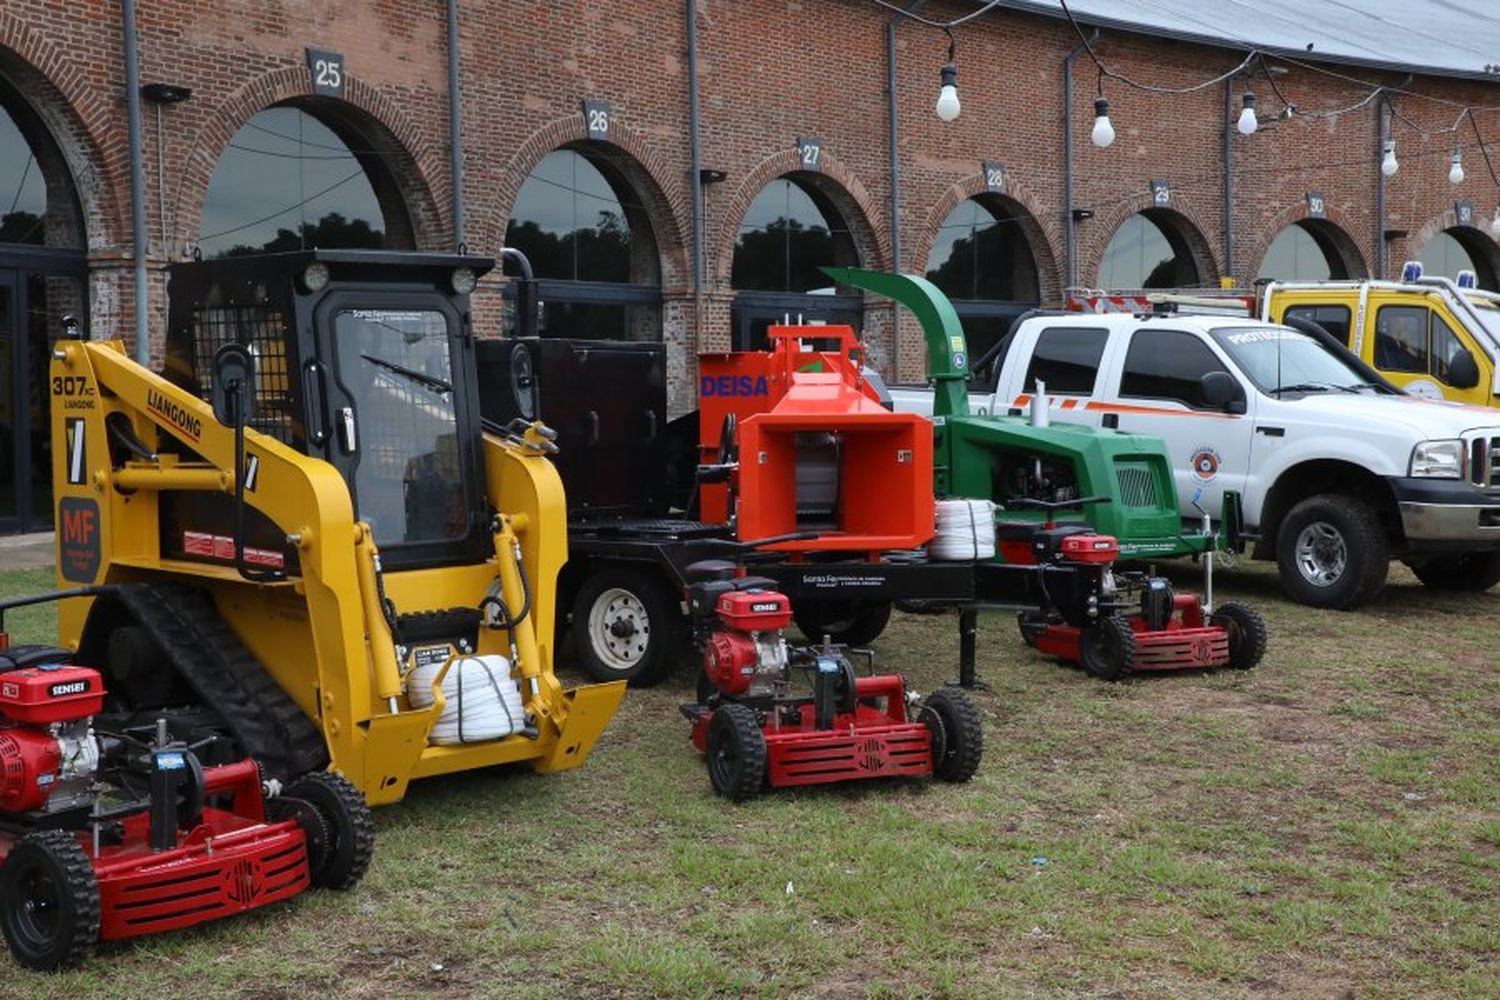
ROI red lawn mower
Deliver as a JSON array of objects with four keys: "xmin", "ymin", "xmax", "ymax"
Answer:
[
  {"xmin": 680, "ymin": 560, "xmax": 982, "ymax": 801},
  {"xmin": 0, "ymin": 602, "xmax": 372, "ymax": 971},
  {"xmin": 1002, "ymin": 503, "xmax": 1267, "ymax": 681}
]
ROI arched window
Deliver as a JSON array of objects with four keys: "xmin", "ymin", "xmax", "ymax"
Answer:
[
  {"xmin": 925, "ymin": 196, "xmax": 1041, "ymax": 373},
  {"xmin": 1099, "ymin": 211, "xmax": 1202, "ymax": 289},
  {"xmin": 503, "ymin": 147, "xmax": 661, "ymax": 341},
  {"xmin": 1, "ymin": 65, "xmax": 87, "ymax": 534},
  {"xmin": 199, "ymin": 105, "xmax": 409, "ymax": 259},
  {"xmin": 1417, "ymin": 228, "xmax": 1497, "ymax": 290},
  {"xmin": 730, "ymin": 175, "xmax": 861, "ymax": 350},
  {"xmin": 1258, "ymin": 220, "xmax": 1364, "ymax": 282}
]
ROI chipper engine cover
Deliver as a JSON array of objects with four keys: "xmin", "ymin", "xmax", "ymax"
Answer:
[
  {"xmin": 0, "ymin": 658, "xmax": 373, "ymax": 971},
  {"xmin": 681, "ymin": 567, "xmax": 982, "ymax": 800}
]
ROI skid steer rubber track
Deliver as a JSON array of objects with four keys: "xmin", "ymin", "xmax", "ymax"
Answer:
[{"xmin": 105, "ymin": 583, "xmax": 328, "ymax": 779}]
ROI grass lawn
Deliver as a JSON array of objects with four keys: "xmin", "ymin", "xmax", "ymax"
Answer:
[{"xmin": 0, "ymin": 559, "xmax": 1495, "ymax": 998}]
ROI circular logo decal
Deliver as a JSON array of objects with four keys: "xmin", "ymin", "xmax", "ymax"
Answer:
[{"xmin": 1190, "ymin": 446, "xmax": 1222, "ymax": 483}]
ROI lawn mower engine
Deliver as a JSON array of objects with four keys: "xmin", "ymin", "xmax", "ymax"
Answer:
[
  {"xmin": 0, "ymin": 657, "xmax": 373, "ymax": 971},
  {"xmin": 1010, "ymin": 525, "xmax": 1268, "ymax": 681},
  {"xmin": 681, "ymin": 563, "xmax": 981, "ymax": 801}
]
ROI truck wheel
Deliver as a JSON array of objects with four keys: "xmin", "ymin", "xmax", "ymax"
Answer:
[
  {"xmin": 793, "ymin": 601, "xmax": 892, "ymax": 647},
  {"xmin": 1209, "ymin": 601, "xmax": 1268, "ymax": 670},
  {"xmin": 0, "ymin": 830, "xmax": 100, "ymax": 971},
  {"xmin": 1276, "ymin": 495, "xmax": 1388, "ymax": 609},
  {"xmin": 1406, "ymin": 552, "xmax": 1500, "ymax": 592},
  {"xmin": 706, "ymin": 703, "xmax": 766, "ymax": 802},
  {"xmin": 282, "ymin": 772, "xmax": 375, "ymax": 891},
  {"xmin": 920, "ymin": 688, "xmax": 983, "ymax": 783},
  {"xmin": 1078, "ymin": 616, "xmax": 1135, "ymax": 681},
  {"xmin": 573, "ymin": 569, "xmax": 684, "ymax": 687}
]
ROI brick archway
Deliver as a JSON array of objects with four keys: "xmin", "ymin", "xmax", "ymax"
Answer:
[
  {"xmin": 1407, "ymin": 207, "xmax": 1500, "ymax": 288},
  {"xmin": 174, "ymin": 67, "xmax": 448, "ymax": 254},
  {"xmin": 1086, "ymin": 192, "xmax": 1222, "ymax": 288},
  {"xmin": 483, "ymin": 115, "xmax": 691, "ymax": 291},
  {"xmin": 916, "ymin": 172, "xmax": 1064, "ymax": 304},
  {"xmin": 0, "ymin": 25, "xmax": 125, "ymax": 249},
  {"xmin": 1247, "ymin": 203, "xmax": 1369, "ymax": 281},
  {"xmin": 713, "ymin": 147, "xmax": 889, "ymax": 289}
]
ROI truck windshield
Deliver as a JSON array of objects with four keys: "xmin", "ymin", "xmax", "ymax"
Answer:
[
  {"xmin": 1470, "ymin": 302, "xmax": 1500, "ymax": 346},
  {"xmin": 333, "ymin": 308, "xmax": 467, "ymax": 549},
  {"xmin": 1210, "ymin": 326, "xmax": 1373, "ymax": 396}
]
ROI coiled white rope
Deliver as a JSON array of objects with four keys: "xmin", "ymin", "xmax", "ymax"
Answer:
[
  {"xmin": 929, "ymin": 499, "xmax": 997, "ymax": 561},
  {"xmin": 408, "ymin": 654, "xmax": 525, "ymax": 745}
]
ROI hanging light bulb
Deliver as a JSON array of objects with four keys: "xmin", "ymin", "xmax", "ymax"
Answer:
[
  {"xmin": 1381, "ymin": 139, "xmax": 1399, "ymax": 177},
  {"xmin": 1091, "ymin": 97, "xmax": 1115, "ymax": 148},
  {"xmin": 1237, "ymin": 92, "xmax": 1258, "ymax": 135},
  {"xmin": 1448, "ymin": 149, "xmax": 1465, "ymax": 185},
  {"xmin": 935, "ymin": 63, "xmax": 960, "ymax": 122},
  {"xmin": 1490, "ymin": 207, "xmax": 1500, "ymax": 239}
]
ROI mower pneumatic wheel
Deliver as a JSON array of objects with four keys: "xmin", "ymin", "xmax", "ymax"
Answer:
[
  {"xmin": 1405, "ymin": 551, "xmax": 1500, "ymax": 593},
  {"xmin": 574, "ymin": 570, "xmax": 684, "ymax": 687},
  {"xmin": 0, "ymin": 830, "xmax": 100, "ymax": 971},
  {"xmin": 1209, "ymin": 601, "xmax": 1268, "ymax": 671},
  {"xmin": 282, "ymin": 772, "xmax": 375, "ymax": 890},
  {"xmin": 793, "ymin": 601, "xmax": 893, "ymax": 648},
  {"xmin": 1078, "ymin": 616, "xmax": 1136, "ymax": 681},
  {"xmin": 921, "ymin": 688, "xmax": 983, "ymax": 783},
  {"xmin": 1276, "ymin": 494, "xmax": 1388, "ymax": 609},
  {"xmin": 706, "ymin": 703, "xmax": 767, "ymax": 802}
]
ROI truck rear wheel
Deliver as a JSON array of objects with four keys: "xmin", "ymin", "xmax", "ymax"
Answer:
[
  {"xmin": 1276, "ymin": 495, "xmax": 1388, "ymax": 609},
  {"xmin": 1405, "ymin": 552, "xmax": 1500, "ymax": 592},
  {"xmin": 793, "ymin": 601, "xmax": 892, "ymax": 647},
  {"xmin": 573, "ymin": 569, "xmax": 685, "ymax": 687}
]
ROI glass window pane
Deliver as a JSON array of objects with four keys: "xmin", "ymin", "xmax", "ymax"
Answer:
[
  {"xmin": 506, "ymin": 150, "xmax": 638, "ymax": 284},
  {"xmin": 926, "ymin": 198, "xmax": 1039, "ymax": 304},
  {"xmin": 1417, "ymin": 231, "xmax": 1477, "ymax": 283},
  {"xmin": 1284, "ymin": 305, "xmax": 1353, "ymax": 346},
  {"xmin": 1430, "ymin": 314, "xmax": 1467, "ymax": 384},
  {"xmin": 1373, "ymin": 305, "xmax": 1429, "ymax": 373},
  {"xmin": 333, "ymin": 309, "xmax": 465, "ymax": 548},
  {"xmin": 0, "ymin": 104, "xmax": 46, "ymax": 245},
  {"xmin": 1101, "ymin": 214, "xmax": 1196, "ymax": 289},
  {"xmin": 200, "ymin": 107, "xmax": 390, "ymax": 259},
  {"xmin": 1259, "ymin": 225, "xmax": 1335, "ymax": 281},
  {"xmin": 1023, "ymin": 327, "xmax": 1107, "ymax": 394},
  {"xmin": 733, "ymin": 178, "xmax": 853, "ymax": 292},
  {"xmin": 1121, "ymin": 329, "xmax": 1230, "ymax": 407}
]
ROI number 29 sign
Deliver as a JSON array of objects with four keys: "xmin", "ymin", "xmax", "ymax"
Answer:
[{"xmin": 306, "ymin": 47, "xmax": 345, "ymax": 98}]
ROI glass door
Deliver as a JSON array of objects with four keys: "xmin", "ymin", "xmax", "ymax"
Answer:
[{"xmin": 0, "ymin": 269, "xmax": 19, "ymax": 532}]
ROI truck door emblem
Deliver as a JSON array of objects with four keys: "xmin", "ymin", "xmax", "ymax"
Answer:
[{"xmin": 1190, "ymin": 446, "xmax": 1222, "ymax": 482}]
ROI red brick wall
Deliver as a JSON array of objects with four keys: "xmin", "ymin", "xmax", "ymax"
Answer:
[{"xmin": 3, "ymin": 0, "xmax": 1499, "ymax": 403}]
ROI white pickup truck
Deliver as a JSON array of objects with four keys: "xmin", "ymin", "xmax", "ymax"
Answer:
[{"xmin": 890, "ymin": 311, "xmax": 1500, "ymax": 608}]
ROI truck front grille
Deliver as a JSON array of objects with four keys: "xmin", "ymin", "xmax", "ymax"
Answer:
[
  {"xmin": 1114, "ymin": 460, "xmax": 1159, "ymax": 508},
  {"xmin": 1473, "ymin": 435, "xmax": 1500, "ymax": 488}
]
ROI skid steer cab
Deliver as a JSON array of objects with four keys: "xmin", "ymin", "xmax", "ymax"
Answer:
[{"xmin": 48, "ymin": 250, "xmax": 625, "ymax": 806}]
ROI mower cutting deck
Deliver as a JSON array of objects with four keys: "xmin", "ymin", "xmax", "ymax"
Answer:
[
  {"xmin": 0, "ymin": 628, "xmax": 372, "ymax": 970},
  {"xmin": 681, "ymin": 563, "xmax": 981, "ymax": 800}
]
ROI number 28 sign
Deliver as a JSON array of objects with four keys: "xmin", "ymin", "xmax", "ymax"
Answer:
[{"xmin": 306, "ymin": 48, "xmax": 345, "ymax": 98}]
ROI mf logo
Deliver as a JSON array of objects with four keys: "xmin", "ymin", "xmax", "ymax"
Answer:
[
  {"xmin": 64, "ymin": 418, "xmax": 87, "ymax": 485},
  {"xmin": 57, "ymin": 497, "xmax": 102, "ymax": 583}
]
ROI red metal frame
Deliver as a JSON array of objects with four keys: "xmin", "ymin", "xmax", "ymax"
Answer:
[
  {"xmin": 692, "ymin": 674, "xmax": 935, "ymax": 787},
  {"xmin": 0, "ymin": 758, "xmax": 311, "ymax": 941},
  {"xmin": 1032, "ymin": 594, "xmax": 1232, "ymax": 672}
]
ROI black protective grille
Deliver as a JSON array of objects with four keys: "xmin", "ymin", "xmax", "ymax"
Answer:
[
  {"xmin": 189, "ymin": 306, "xmax": 295, "ymax": 444},
  {"xmin": 1114, "ymin": 460, "xmax": 1159, "ymax": 508}
]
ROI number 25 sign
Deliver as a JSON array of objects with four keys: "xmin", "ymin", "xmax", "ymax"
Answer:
[{"xmin": 307, "ymin": 48, "xmax": 345, "ymax": 98}]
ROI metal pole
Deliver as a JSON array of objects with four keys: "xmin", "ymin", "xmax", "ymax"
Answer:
[
  {"xmin": 446, "ymin": 0, "xmax": 465, "ymax": 251},
  {"xmin": 687, "ymin": 0, "xmax": 706, "ymax": 342},
  {"xmin": 1376, "ymin": 95, "xmax": 1387, "ymax": 280},
  {"xmin": 886, "ymin": 17, "xmax": 902, "ymax": 275},
  {"xmin": 1062, "ymin": 31, "xmax": 1097, "ymax": 290},
  {"xmin": 1223, "ymin": 79, "xmax": 1234, "ymax": 280},
  {"xmin": 121, "ymin": 0, "xmax": 150, "ymax": 365},
  {"xmin": 956, "ymin": 607, "xmax": 979, "ymax": 689}
]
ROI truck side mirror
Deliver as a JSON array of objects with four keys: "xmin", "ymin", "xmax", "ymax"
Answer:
[
  {"xmin": 211, "ymin": 344, "xmax": 256, "ymax": 427},
  {"xmin": 1200, "ymin": 371, "xmax": 1245, "ymax": 414},
  {"xmin": 1447, "ymin": 348, "xmax": 1481, "ymax": 390}
]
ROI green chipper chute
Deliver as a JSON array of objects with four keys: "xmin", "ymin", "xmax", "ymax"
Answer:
[{"xmin": 821, "ymin": 266, "xmax": 1237, "ymax": 562}]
